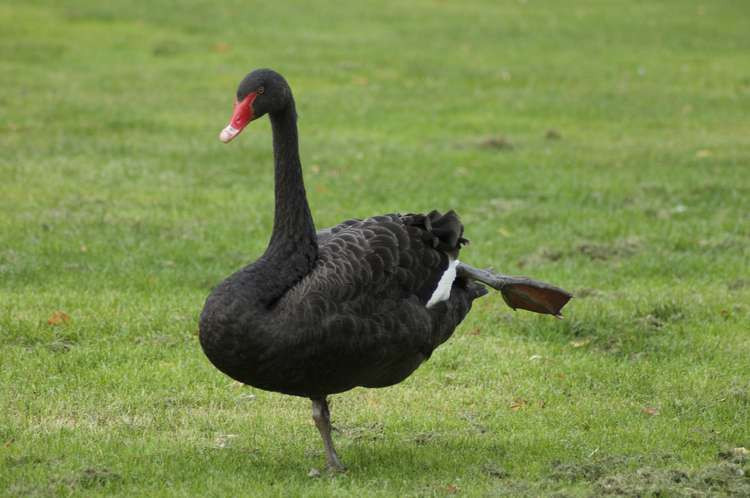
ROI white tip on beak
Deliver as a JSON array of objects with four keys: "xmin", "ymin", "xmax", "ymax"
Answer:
[{"xmin": 219, "ymin": 125, "xmax": 240, "ymax": 143}]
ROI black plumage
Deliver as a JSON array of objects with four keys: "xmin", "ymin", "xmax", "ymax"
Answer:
[{"xmin": 200, "ymin": 69, "xmax": 571, "ymax": 471}]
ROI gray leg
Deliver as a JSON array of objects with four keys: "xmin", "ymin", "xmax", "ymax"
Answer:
[{"xmin": 311, "ymin": 397, "xmax": 345, "ymax": 471}]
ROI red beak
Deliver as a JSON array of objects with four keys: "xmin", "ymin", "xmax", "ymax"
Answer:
[{"xmin": 219, "ymin": 93, "xmax": 257, "ymax": 143}]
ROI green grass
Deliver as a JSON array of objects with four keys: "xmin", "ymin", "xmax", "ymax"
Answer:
[{"xmin": 2, "ymin": 0, "xmax": 749, "ymax": 495}]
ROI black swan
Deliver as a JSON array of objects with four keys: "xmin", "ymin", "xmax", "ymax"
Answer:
[{"xmin": 199, "ymin": 69, "xmax": 571, "ymax": 471}]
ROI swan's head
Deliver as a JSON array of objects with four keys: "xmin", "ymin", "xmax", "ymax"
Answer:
[{"xmin": 219, "ymin": 68, "xmax": 292, "ymax": 143}]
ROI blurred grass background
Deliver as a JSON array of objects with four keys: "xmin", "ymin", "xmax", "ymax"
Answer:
[{"xmin": 1, "ymin": 1, "xmax": 749, "ymax": 496}]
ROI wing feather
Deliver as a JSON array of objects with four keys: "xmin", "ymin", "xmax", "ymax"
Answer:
[{"xmin": 270, "ymin": 211, "xmax": 480, "ymax": 394}]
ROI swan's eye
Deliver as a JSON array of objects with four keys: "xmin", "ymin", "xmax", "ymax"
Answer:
[{"xmin": 257, "ymin": 86, "xmax": 265, "ymax": 95}]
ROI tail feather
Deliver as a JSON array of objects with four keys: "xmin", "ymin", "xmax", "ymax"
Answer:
[{"xmin": 403, "ymin": 210, "xmax": 468, "ymax": 253}]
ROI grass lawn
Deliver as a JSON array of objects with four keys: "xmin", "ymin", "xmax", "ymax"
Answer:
[{"xmin": 2, "ymin": 0, "xmax": 749, "ymax": 495}]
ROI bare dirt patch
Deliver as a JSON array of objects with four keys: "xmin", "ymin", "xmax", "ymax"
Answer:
[
  {"xmin": 548, "ymin": 453, "xmax": 750, "ymax": 497},
  {"xmin": 576, "ymin": 238, "xmax": 640, "ymax": 261},
  {"xmin": 637, "ymin": 301, "xmax": 685, "ymax": 330},
  {"xmin": 545, "ymin": 129, "xmax": 562, "ymax": 140},
  {"xmin": 477, "ymin": 136, "xmax": 514, "ymax": 150}
]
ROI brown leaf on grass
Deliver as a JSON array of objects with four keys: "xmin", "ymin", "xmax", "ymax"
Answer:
[
  {"xmin": 642, "ymin": 406, "xmax": 660, "ymax": 416},
  {"xmin": 352, "ymin": 76, "xmax": 369, "ymax": 86},
  {"xmin": 445, "ymin": 484, "xmax": 460, "ymax": 494},
  {"xmin": 212, "ymin": 42, "xmax": 231, "ymax": 53},
  {"xmin": 695, "ymin": 149, "xmax": 712, "ymax": 158},
  {"xmin": 510, "ymin": 399, "xmax": 528, "ymax": 411},
  {"xmin": 47, "ymin": 311, "xmax": 71, "ymax": 326}
]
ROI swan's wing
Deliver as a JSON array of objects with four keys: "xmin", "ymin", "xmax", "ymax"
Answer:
[
  {"xmin": 271, "ymin": 211, "xmax": 481, "ymax": 394},
  {"xmin": 293, "ymin": 211, "xmax": 468, "ymax": 309},
  {"xmin": 201, "ymin": 211, "xmax": 482, "ymax": 398}
]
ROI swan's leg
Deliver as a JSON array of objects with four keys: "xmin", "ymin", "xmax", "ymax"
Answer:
[
  {"xmin": 457, "ymin": 262, "xmax": 572, "ymax": 317},
  {"xmin": 311, "ymin": 397, "xmax": 345, "ymax": 471}
]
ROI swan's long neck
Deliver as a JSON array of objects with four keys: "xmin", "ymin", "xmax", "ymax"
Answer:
[
  {"xmin": 250, "ymin": 100, "xmax": 317, "ymax": 306},
  {"xmin": 267, "ymin": 102, "xmax": 316, "ymax": 253}
]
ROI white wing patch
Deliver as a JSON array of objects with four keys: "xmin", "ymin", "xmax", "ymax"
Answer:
[{"xmin": 426, "ymin": 258, "xmax": 459, "ymax": 308}]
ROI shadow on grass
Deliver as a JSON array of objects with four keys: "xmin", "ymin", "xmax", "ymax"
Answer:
[
  {"xmin": 128, "ymin": 442, "xmax": 750, "ymax": 496},
  {"xmin": 120, "ymin": 435, "xmax": 509, "ymax": 490},
  {"xmin": 209, "ymin": 438, "xmax": 506, "ymax": 477}
]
